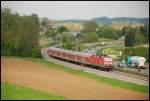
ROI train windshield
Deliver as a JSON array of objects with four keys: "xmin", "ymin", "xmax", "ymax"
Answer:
[{"xmin": 104, "ymin": 57, "xmax": 113, "ymax": 61}]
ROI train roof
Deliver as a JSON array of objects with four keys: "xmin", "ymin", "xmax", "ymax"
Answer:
[{"xmin": 48, "ymin": 47, "xmax": 94, "ymax": 57}]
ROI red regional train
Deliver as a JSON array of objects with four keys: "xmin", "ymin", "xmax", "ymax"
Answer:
[{"xmin": 47, "ymin": 47, "xmax": 114, "ymax": 71}]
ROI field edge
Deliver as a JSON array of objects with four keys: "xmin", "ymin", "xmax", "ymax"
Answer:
[
  {"xmin": 1, "ymin": 56, "xmax": 149, "ymax": 94},
  {"xmin": 1, "ymin": 82, "xmax": 68, "ymax": 100}
]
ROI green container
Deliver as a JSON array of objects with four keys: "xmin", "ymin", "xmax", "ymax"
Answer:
[{"xmin": 127, "ymin": 55, "xmax": 132, "ymax": 64}]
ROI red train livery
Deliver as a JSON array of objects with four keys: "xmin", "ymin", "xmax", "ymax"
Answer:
[{"xmin": 47, "ymin": 47, "xmax": 114, "ymax": 71}]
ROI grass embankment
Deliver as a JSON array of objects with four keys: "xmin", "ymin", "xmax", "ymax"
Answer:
[
  {"xmin": 83, "ymin": 42, "xmax": 102, "ymax": 49},
  {"xmin": 39, "ymin": 37, "xmax": 55, "ymax": 48},
  {"xmin": 11, "ymin": 56, "xmax": 149, "ymax": 94},
  {"xmin": 83, "ymin": 38, "xmax": 118, "ymax": 49},
  {"xmin": 1, "ymin": 82, "xmax": 67, "ymax": 100}
]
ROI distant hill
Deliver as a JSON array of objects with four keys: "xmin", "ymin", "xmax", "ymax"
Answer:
[
  {"xmin": 92, "ymin": 16, "xmax": 112, "ymax": 24},
  {"xmin": 45, "ymin": 17, "xmax": 149, "ymax": 25},
  {"xmin": 57, "ymin": 19, "xmax": 88, "ymax": 23},
  {"xmin": 92, "ymin": 16, "xmax": 149, "ymax": 25}
]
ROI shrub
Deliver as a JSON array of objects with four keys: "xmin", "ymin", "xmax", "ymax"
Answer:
[
  {"xmin": 84, "ymin": 32, "xmax": 99, "ymax": 43},
  {"xmin": 125, "ymin": 47, "xmax": 149, "ymax": 62}
]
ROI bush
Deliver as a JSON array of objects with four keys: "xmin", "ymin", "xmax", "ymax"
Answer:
[
  {"xmin": 61, "ymin": 32, "xmax": 75, "ymax": 50},
  {"xmin": 84, "ymin": 32, "xmax": 99, "ymax": 43},
  {"xmin": 125, "ymin": 47, "xmax": 149, "ymax": 62},
  {"xmin": 1, "ymin": 8, "xmax": 40, "ymax": 57},
  {"xmin": 83, "ymin": 21, "xmax": 98, "ymax": 32},
  {"xmin": 98, "ymin": 25, "xmax": 118, "ymax": 40},
  {"xmin": 31, "ymin": 47, "xmax": 42, "ymax": 58}
]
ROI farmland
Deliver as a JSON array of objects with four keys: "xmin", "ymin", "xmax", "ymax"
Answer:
[
  {"xmin": 1, "ymin": 1, "xmax": 149, "ymax": 100},
  {"xmin": 1, "ymin": 82, "xmax": 67, "ymax": 100},
  {"xmin": 1, "ymin": 57, "xmax": 149, "ymax": 100}
]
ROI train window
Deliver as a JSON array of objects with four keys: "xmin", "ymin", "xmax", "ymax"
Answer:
[
  {"xmin": 55, "ymin": 51, "xmax": 58, "ymax": 55},
  {"xmin": 67, "ymin": 54, "xmax": 69, "ymax": 57},
  {"xmin": 71, "ymin": 55, "xmax": 75, "ymax": 59},
  {"xmin": 68, "ymin": 54, "xmax": 74, "ymax": 59},
  {"xmin": 52, "ymin": 51, "xmax": 55, "ymax": 55},
  {"xmin": 61, "ymin": 52, "xmax": 64, "ymax": 57},
  {"xmin": 70, "ymin": 55, "xmax": 72, "ymax": 59},
  {"xmin": 77, "ymin": 56, "xmax": 81, "ymax": 60},
  {"xmin": 85, "ymin": 57, "xmax": 90, "ymax": 62},
  {"xmin": 69, "ymin": 54, "xmax": 72, "ymax": 58},
  {"xmin": 50, "ymin": 51, "xmax": 52, "ymax": 54},
  {"xmin": 61, "ymin": 53, "xmax": 64, "ymax": 57},
  {"xmin": 57, "ymin": 52, "xmax": 60, "ymax": 56},
  {"xmin": 63, "ymin": 52, "xmax": 66, "ymax": 57},
  {"xmin": 62, "ymin": 52, "xmax": 67, "ymax": 57}
]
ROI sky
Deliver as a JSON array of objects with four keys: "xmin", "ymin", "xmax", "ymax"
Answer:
[{"xmin": 1, "ymin": 1, "xmax": 149, "ymax": 20}]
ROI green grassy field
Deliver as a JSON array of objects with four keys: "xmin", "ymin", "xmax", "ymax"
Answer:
[
  {"xmin": 10, "ymin": 56, "xmax": 149, "ymax": 94},
  {"xmin": 83, "ymin": 38, "xmax": 119, "ymax": 49},
  {"xmin": 1, "ymin": 82, "xmax": 67, "ymax": 100},
  {"xmin": 39, "ymin": 37, "xmax": 55, "ymax": 48}
]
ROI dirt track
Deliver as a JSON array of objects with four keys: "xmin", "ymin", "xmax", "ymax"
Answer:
[{"xmin": 1, "ymin": 57, "xmax": 149, "ymax": 100}]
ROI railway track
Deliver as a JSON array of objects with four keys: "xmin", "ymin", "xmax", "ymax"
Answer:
[
  {"xmin": 42, "ymin": 48, "xmax": 149, "ymax": 86},
  {"xmin": 110, "ymin": 70, "xmax": 149, "ymax": 82}
]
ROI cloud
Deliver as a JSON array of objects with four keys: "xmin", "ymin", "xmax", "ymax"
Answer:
[
  {"xmin": 1, "ymin": 1, "xmax": 149, "ymax": 20},
  {"xmin": 55, "ymin": 1, "xmax": 89, "ymax": 6}
]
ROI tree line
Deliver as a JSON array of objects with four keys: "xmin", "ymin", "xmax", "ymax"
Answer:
[
  {"xmin": 1, "ymin": 8, "xmax": 41, "ymax": 57},
  {"xmin": 43, "ymin": 20, "xmax": 149, "ymax": 51},
  {"xmin": 82, "ymin": 21, "xmax": 149, "ymax": 47},
  {"xmin": 123, "ymin": 24, "xmax": 149, "ymax": 47}
]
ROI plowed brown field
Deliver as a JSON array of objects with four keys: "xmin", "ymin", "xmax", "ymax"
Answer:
[{"xmin": 1, "ymin": 57, "xmax": 149, "ymax": 100}]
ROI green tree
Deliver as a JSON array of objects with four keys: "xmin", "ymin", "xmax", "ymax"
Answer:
[
  {"xmin": 134, "ymin": 33, "xmax": 145, "ymax": 45},
  {"xmin": 83, "ymin": 21, "xmax": 98, "ymax": 32},
  {"xmin": 139, "ymin": 24, "xmax": 149, "ymax": 43},
  {"xmin": 42, "ymin": 17, "xmax": 50, "ymax": 28},
  {"xmin": 122, "ymin": 26, "xmax": 135, "ymax": 47},
  {"xmin": 84, "ymin": 32, "xmax": 99, "ymax": 43},
  {"xmin": 1, "ymin": 8, "xmax": 41, "ymax": 57},
  {"xmin": 57, "ymin": 26, "xmax": 68, "ymax": 33},
  {"xmin": 45, "ymin": 27, "xmax": 55, "ymax": 38},
  {"xmin": 98, "ymin": 25, "xmax": 117, "ymax": 39},
  {"xmin": 61, "ymin": 32, "xmax": 75, "ymax": 50}
]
